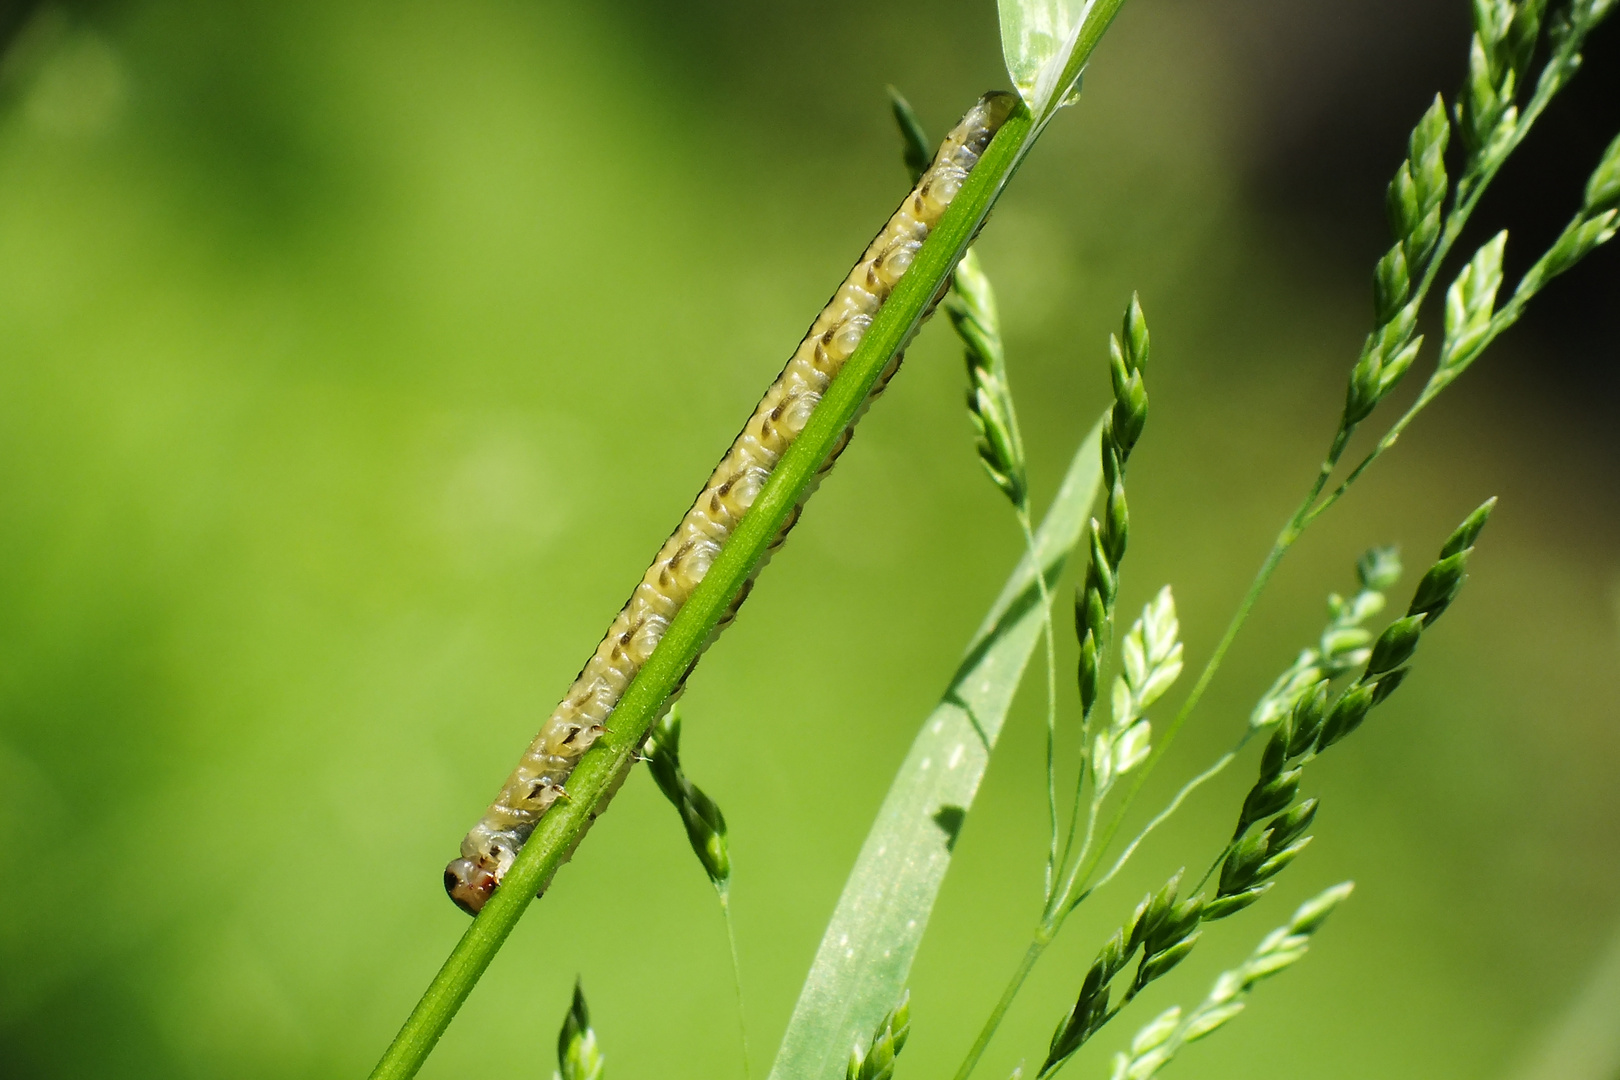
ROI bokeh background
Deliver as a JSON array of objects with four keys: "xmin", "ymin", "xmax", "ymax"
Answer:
[{"xmin": 0, "ymin": 1, "xmax": 1616, "ymax": 1077}]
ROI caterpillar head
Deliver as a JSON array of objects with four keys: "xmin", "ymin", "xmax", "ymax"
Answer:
[{"xmin": 444, "ymin": 857, "xmax": 498, "ymax": 915}]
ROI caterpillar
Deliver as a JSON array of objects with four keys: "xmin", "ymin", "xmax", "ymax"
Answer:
[{"xmin": 445, "ymin": 90, "xmax": 1017, "ymax": 915}]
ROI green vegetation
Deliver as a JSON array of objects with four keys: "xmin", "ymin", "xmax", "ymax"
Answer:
[{"xmin": 0, "ymin": 1, "xmax": 1615, "ymax": 1079}]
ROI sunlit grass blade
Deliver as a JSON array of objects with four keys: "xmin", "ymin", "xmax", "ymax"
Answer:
[
  {"xmin": 768, "ymin": 417, "xmax": 1105, "ymax": 1080},
  {"xmin": 999, "ymin": 0, "xmax": 1131, "ymax": 116}
]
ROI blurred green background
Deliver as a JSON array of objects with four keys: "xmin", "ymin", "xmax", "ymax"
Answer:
[{"xmin": 0, "ymin": 1, "xmax": 1617, "ymax": 1077}]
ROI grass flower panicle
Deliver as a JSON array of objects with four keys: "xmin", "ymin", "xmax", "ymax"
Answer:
[{"xmin": 1211, "ymin": 500, "xmax": 1494, "ymax": 919}]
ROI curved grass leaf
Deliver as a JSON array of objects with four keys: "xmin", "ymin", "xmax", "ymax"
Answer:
[
  {"xmin": 768, "ymin": 417, "xmax": 1106, "ymax": 1080},
  {"xmin": 1000, "ymin": 0, "xmax": 1131, "ymax": 116}
]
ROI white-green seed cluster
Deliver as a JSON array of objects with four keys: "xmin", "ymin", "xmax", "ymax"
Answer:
[
  {"xmin": 1458, "ymin": 0, "xmax": 1546, "ymax": 156},
  {"xmin": 1093, "ymin": 588, "xmax": 1183, "ymax": 792},
  {"xmin": 1106, "ymin": 883, "xmax": 1355, "ymax": 1080}
]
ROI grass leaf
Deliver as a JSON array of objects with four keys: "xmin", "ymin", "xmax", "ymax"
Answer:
[
  {"xmin": 999, "ymin": 0, "xmax": 1131, "ymax": 116},
  {"xmin": 768, "ymin": 417, "xmax": 1106, "ymax": 1080}
]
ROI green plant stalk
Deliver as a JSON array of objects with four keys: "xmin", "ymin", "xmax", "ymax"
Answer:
[
  {"xmin": 367, "ymin": 100, "xmax": 1051, "ymax": 1080},
  {"xmin": 719, "ymin": 886, "xmax": 752, "ymax": 1080},
  {"xmin": 1018, "ymin": 504, "xmax": 1062, "ymax": 901}
]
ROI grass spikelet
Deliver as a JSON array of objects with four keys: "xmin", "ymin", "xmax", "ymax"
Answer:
[
  {"xmin": 1075, "ymin": 296, "xmax": 1149, "ymax": 719},
  {"xmin": 951, "ymin": 249, "xmax": 1027, "ymax": 511},
  {"xmin": 1093, "ymin": 587, "xmax": 1183, "ymax": 791},
  {"xmin": 644, "ymin": 704, "xmax": 731, "ymax": 891},
  {"xmin": 1346, "ymin": 98, "xmax": 1449, "ymax": 427},
  {"xmin": 644, "ymin": 704, "xmax": 751, "ymax": 1076},
  {"xmin": 847, "ymin": 991, "xmax": 911, "ymax": 1080},
  {"xmin": 1039, "ymin": 870, "xmax": 1204, "ymax": 1077},
  {"xmin": 554, "ymin": 980, "xmax": 605, "ymax": 1080},
  {"xmin": 1106, "ymin": 883, "xmax": 1355, "ymax": 1080}
]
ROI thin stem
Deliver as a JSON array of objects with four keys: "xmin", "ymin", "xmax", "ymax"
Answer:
[
  {"xmin": 951, "ymin": 937, "xmax": 1052, "ymax": 1080},
  {"xmin": 1044, "ymin": 789, "xmax": 1104, "ymax": 922},
  {"xmin": 1080, "ymin": 735, "xmax": 1248, "ymax": 903},
  {"xmin": 718, "ymin": 886, "xmax": 751, "ymax": 1080},
  {"xmin": 1018, "ymin": 506, "xmax": 1061, "ymax": 902},
  {"xmin": 1053, "ymin": 722, "xmax": 1092, "ymax": 904}
]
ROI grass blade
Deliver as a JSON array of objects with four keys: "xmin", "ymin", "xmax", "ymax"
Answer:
[{"xmin": 768, "ymin": 417, "xmax": 1106, "ymax": 1080}]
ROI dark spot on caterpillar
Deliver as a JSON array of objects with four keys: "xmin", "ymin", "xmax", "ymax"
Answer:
[
  {"xmin": 825, "ymin": 427, "xmax": 854, "ymax": 464},
  {"xmin": 768, "ymin": 505, "xmax": 803, "ymax": 552},
  {"xmin": 716, "ymin": 578, "xmax": 756, "ymax": 630}
]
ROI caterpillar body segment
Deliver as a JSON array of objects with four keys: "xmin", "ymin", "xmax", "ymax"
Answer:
[{"xmin": 446, "ymin": 90, "xmax": 1017, "ymax": 915}]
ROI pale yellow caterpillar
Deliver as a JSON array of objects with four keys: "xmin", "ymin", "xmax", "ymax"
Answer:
[{"xmin": 445, "ymin": 90, "xmax": 1017, "ymax": 915}]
